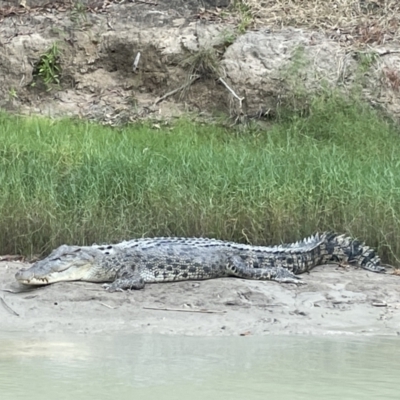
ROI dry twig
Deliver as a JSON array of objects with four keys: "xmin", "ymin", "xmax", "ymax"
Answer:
[
  {"xmin": 219, "ymin": 77, "xmax": 244, "ymax": 109},
  {"xmin": 154, "ymin": 76, "xmax": 200, "ymax": 105},
  {"xmin": 99, "ymin": 302, "xmax": 117, "ymax": 309},
  {"xmin": 143, "ymin": 306, "xmax": 226, "ymax": 314},
  {"xmin": 0, "ymin": 296, "xmax": 19, "ymax": 316}
]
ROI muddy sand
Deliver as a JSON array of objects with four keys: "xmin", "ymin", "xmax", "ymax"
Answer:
[{"xmin": 1, "ymin": 261, "xmax": 399, "ymax": 336}]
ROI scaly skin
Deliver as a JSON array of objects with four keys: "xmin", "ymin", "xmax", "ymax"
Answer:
[{"xmin": 15, "ymin": 232, "xmax": 385, "ymax": 292}]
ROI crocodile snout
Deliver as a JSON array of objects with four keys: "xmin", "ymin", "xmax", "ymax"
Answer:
[{"xmin": 15, "ymin": 268, "xmax": 34, "ymax": 284}]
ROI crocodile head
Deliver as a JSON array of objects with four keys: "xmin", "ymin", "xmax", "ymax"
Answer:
[{"xmin": 15, "ymin": 245, "xmax": 107, "ymax": 285}]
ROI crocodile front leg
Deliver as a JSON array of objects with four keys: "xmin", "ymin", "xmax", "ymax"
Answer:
[{"xmin": 102, "ymin": 267, "xmax": 145, "ymax": 292}]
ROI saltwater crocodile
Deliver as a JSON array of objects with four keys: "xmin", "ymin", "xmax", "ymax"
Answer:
[{"xmin": 15, "ymin": 232, "xmax": 385, "ymax": 291}]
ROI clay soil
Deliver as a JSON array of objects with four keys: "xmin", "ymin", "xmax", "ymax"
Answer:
[{"xmin": 1, "ymin": 261, "xmax": 400, "ymax": 336}]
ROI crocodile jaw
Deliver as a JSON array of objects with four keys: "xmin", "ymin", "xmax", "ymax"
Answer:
[
  {"xmin": 15, "ymin": 245, "xmax": 101, "ymax": 285},
  {"xmin": 15, "ymin": 262, "xmax": 94, "ymax": 285}
]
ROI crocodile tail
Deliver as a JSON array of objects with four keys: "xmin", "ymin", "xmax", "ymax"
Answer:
[{"xmin": 323, "ymin": 232, "xmax": 385, "ymax": 273}]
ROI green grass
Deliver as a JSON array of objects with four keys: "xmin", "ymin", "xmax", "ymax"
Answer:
[{"xmin": 1, "ymin": 95, "xmax": 400, "ymax": 265}]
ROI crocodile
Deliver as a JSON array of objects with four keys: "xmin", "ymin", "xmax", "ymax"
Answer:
[{"xmin": 14, "ymin": 232, "xmax": 385, "ymax": 291}]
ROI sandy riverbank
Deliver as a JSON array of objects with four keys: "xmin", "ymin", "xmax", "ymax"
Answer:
[{"xmin": 1, "ymin": 261, "xmax": 399, "ymax": 336}]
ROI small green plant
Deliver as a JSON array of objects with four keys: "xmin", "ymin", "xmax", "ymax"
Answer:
[
  {"xmin": 32, "ymin": 42, "xmax": 62, "ymax": 91},
  {"xmin": 232, "ymin": 0, "xmax": 254, "ymax": 33},
  {"xmin": 220, "ymin": 29, "xmax": 237, "ymax": 48},
  {"xmin": 8, "ymin": 87, "xmax": 18, "ymax": 101},
  {"xmin": 352, "ymin": 50, "xmax": 380, "ymax": 90},
  {"xmin": 70, "ymin": 1, "xmax": 87, "ymax": 23},
  {"xmin": 356, "ymin": 51, "xmax": 379, "ymax": 73}
]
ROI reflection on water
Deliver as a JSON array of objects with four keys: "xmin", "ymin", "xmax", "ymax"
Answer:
[{"xmin": 0, "ymin": 333, "xmax": 399, "ymax": 399}]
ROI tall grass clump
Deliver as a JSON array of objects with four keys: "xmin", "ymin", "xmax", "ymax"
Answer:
[{"xmin": 1, "ymin": 93, "xmax": 400, "ymax": 264}]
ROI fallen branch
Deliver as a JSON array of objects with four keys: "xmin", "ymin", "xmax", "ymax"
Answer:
[
  {"xmin": 0, "ymin": 296, "xmax": 19, "ymax": 316},
  {"xmin": 1, "ymin": 287, "xmax": 35, "ymax": 294},
  {"xmin": 154, "ymin": 76, "xmax": 200, "ymax": 105},
  {"xmin": 372, "ymin": 301, "xmax": 387, "ymax": 307},
  {"xmin": 218, "ymin": 77, "xmax": 244, "ymax": 109},
  {"xmin": 132, "ymin": 0, "xmax": 159, "ymax": 5},
  {"xmin": 377, "ymin": 50, "xmax": 400, "ymax": 57},
  {"xmin": 0, "ymin": 288, "xmax": 20, "ymax": 293},
  {"xmin": 143, "ymin": 306, "xmax": 226, "ymax": 314},
  {"xmin": 99, "ymin": 302, "xmax": 117, "ymax": 309}
]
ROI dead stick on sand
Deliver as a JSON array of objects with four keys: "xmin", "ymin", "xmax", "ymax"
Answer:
[
  {"xmin": 1, "ymin": 287, "xmax": 33, "ymax": 294},
  {"xmin": 99, "ymin": 302, "xmax": 117, "ymax": 309},
  {"xmin": 1, "ymin": 288, "xmax": 20, "ymax": 293},
  {"xmin": 0, "ymin": 296, "xmax": 19, "ymax": 316},
  {"xmin": 143, "ymin": 306, "xmax": 226, "ymax": 314}
]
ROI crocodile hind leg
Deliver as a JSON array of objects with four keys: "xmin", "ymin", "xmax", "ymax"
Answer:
[{"xmin": 226, "ymin": 256, "xmax": 304, "ymax": 284}]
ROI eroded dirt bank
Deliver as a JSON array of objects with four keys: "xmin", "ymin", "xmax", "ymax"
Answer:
[
  {"xmin": 1, "ymin": 261, "xmax": 400, "ymax": 336},
  {"xmin": 1, "ymin": 0, "xmax": 400, "ymax": 124}
]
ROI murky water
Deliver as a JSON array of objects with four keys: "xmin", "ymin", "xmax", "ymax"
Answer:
[{"xmin": 0, "ymin": 333, "xmax": 399, "ymax": 399}]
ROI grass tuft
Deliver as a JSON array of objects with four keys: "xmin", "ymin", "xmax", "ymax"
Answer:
[{"xmin": 32, "ymin": 42, "xmax": 62, "ymax": 91}]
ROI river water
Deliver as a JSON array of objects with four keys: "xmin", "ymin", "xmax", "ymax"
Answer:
[{"xmin": 0, "ymin": 333, "xmax": 398, "ymax": 399}]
